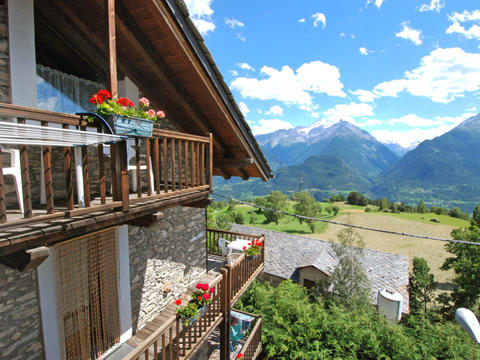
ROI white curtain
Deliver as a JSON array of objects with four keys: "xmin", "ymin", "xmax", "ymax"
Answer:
[{"xmin": 36, "ymin": 65, "xmax": 104, "ymax": 114}]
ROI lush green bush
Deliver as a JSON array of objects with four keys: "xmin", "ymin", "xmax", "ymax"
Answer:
[{"xmin": 236, "ymin": 280, "xmax": 479, "ymax": 360}]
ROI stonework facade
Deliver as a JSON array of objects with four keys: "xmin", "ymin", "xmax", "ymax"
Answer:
[
  {"xmin": 129, "ymin": 206, "xmax": 207, "ymax": 331},
  {"xmin": 0, "ymin": 4, "xmax": 9, "ymax": 103},
  {"xmin": 0, "ymin": 264, "xmax": 44, "ymax": 360}
]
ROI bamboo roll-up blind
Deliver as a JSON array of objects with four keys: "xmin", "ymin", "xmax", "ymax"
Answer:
[{"xmin": 55, "ymin": 227, "xmax": 120, "ymax": 360}]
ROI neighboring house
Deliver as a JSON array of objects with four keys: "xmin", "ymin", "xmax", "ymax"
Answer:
[
  {"xmin": 0, "ymin": 1, "xmax": 271, "ymax": 360},
  {"xmin": 231, "ymin": 225, "xmax": 410, "ymax": 314}
]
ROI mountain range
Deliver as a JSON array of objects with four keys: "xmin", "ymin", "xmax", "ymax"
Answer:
[{"xmin": 215, "ymin": 114, "xmax": 480, "ymax": 212}]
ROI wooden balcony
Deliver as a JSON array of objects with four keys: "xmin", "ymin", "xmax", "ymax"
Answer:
[
  {"xmin": 207, "ymin": 228, "xmax": 265, "ymax": 305},
  {"xmin": 124, "ymin": 229, "xmax": 265, "ymax": 360},
  {"xmin": 0, "ymin": 103, "xmax": 213, "ymax": 256}
]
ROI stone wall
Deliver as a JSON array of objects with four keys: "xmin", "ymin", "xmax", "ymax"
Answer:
[
  {"xmin": 0, "ymin": 264, "xmax": 44, "ymax": 360},
  {"xmin": 129, "ymin": 206, "xmax": 207, "ymax": 331},
  {"xmin": 0, "ymin": 3, "xmax": 10, "ymax": 103}
]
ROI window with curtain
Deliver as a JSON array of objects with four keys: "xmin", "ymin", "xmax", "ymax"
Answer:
[{"xmin": 36, "ymin": 65, "xmax": 104, "ymax": 114}]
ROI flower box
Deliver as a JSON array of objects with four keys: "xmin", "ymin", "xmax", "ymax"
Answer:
[
  {"xmin": 181, "ymin": 304, "xmax": 208, "ymax": 328},
  {"xmin": 246, "ymin": 254, "xmax": 258, "ymax": 261},
  {"xmin": 106, "ymin": 114, "xmax": 153, "ymax": 137}
]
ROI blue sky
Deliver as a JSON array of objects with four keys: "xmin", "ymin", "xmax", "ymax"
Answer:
[{"xmin": 184, "ymin": 0, "xmax": 480, "ymax": 147}]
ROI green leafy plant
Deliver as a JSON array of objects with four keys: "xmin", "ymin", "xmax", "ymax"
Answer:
[
  {"xmin": 175, "ymin": 283, "xmax": 214, "ymax": 326},
  {"xmin": 89, "ymin": 89, "xmax": 166, "ymax": 122}
]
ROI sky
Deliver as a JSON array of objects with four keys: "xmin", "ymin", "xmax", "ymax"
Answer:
[{"xmin": 183, "ymin": 0, "xmax": 480, "ymax": 148}]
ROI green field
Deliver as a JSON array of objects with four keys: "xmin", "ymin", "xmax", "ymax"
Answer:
[{"xmin": 373, "ymin": 211, "xmax": 469, "ymax": 228}]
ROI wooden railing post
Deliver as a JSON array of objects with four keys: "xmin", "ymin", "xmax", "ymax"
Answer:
[
  {"xmin": 0, "ymin": 154, "xmax": 6, "ymax": 223},
  {"xmin": 208, "ymin": 133, "xmax": 213, "ymax": 192},
  {"xmin": 219, "ymin": 268, "xmax": 231, "ymax": 360},
  {"xmin": 17, "ymin": 118, "xmax": 32, "ymax": 218},
  {"xmin": 118, "ymin": 140, "xmax": 129, "ymax": 211}
]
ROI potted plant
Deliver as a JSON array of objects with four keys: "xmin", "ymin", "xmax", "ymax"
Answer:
[
  {"xmin": 89, "ymin": 89, "xmax": 166, "ymax": 137},
  {"xmin": 175, "ymin": 283, "xmax": 215, "ymax": 328},
  {"xmin": 242, "ymin": 240, "xmax": 263, "ymax": 260}
]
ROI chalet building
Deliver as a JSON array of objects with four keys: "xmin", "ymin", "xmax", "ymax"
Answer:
[{"xmin": 0, "ymin": 1, "xmax": 272, "ymax": 359}]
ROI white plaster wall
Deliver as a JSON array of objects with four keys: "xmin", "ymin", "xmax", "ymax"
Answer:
[{"xmin": 8, "ymin": 0, "xmax": 37, "ymax": 107}]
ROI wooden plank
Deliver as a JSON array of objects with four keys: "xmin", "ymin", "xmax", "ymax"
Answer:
[
  {"xmin": 81, "ymin": 145, "xmax": 91, "ymax": 207},
  {"xmin": 98, "ymin": 142, "xmax": 106, "ymax": 205},
  {"xmin": 110, "ymin": 143, "xmax": 118, "ymax": 200},
  {"xmin": 162, "ymin": 138, "xmax": 168, "ymax": 192},
  {"xmin": 42, "ymin": 144, "xmax": 54, "ymax": 214},
  {"xmin": 191, "ymin": 142, "xmax": 196, "ymax": 187},
  {"xmin": 17, "ymin": 118, "xmax": 32, "ymax": 218},
  {"xmin": 0, "ymin": 103, "xmax": 82, "ymax": 125},
  {"xmin": 63, "ymin": 124, "xmax": 74, "ymax": 210},
  {"xmin": 135, "ymin": 138, "xmax": 141, "ymax": 197},
  {"xmin": 184, "ymin": 141, "xmax": 189, "ymax": 188},
  {"xmin": 208, "ymin": 134, "xmax": 213, "ymax": 191},
  {"xmin": 145, "ymin": 138, "xmax": 152, "ymax": 196},
  {"xmin": 119, "ymin": 140, "xmax": 129, "ymax": 211},
  {"xmin": 178, "ymin": 140, "xmax": 183, "ymax": 190},
  {"xmin": 170, "ymin": 139, "xmax": 176, "ymax": 191},
  {"xmin": 105, "ymin": 0, "xmax": 118, "ymax": 98},
  {"xmin": 0, "ymin": 153, "xmax": 6, "ymax": 223},
  {"xmin": 154, "ymin": 138, "xmax": 160, "ymax": 194},
  {"xmin": 41, "ymin": 122, "xmax": 54, "ymax": 214},
  {"xmin": 200, "ymin": 143, "xmax": 205, "ymax": 186}
]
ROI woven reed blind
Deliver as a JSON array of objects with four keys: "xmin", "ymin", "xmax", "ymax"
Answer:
[{"xmin": 55, "ymin": 227, "xmax": 120, "ymax": 360}]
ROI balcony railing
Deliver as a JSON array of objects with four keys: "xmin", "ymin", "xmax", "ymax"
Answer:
[
  {"xmin": 0, "ymin": 103, "xmax": 212, "ymax": 227},
  {"xmin": 207, "ymin": 228, "xmax": 262, "ymax": 256},
  {"xmin": 124, "ymin": 273, "xmax": 225, "ymax": 360},
  {"xmin": 234, "ymin": 310, "xmax": 262, "ymax": 360}
]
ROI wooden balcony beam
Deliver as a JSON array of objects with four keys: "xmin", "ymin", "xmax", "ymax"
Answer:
[
  {"xmin": 184, "ymin": 198, "xmax": 213, "ymax": 208},
  {"xmin": 126, "ymin": 211, "xmax": 165, "ymax": 227},
  {"xmin": 215, "ymin": 157, "xmax": 254, "ymax": 169},
  {"xmin": 0, "ymin": 246, "xmax": 49, "ymax": 272}
]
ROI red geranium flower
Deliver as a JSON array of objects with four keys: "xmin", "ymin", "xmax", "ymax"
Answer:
[
  {"xmin": 198, "ymin": 296, "xmax": 202, "ymax": 301},
  {"xmin": 210, "ymin": 287, "xmax": 215, "ymax": 293},
  {"xmin": 97, "ymin": 89, "xmax": 111, "ymax": 100},
  {"xmin": 90, "ymin": 94, "xmax": 103, "ymax": 104},
  {"xmin": 203, "ymin": 293, "xmax": 210, "ymax": 301},
  {"xmin": 236, "ymin": 353, "xmax": 243, "ymax": 359},
  {"xmin": 196, "ymin": 283, "xmax": 203, "ymax": 290},
  {"xmin": 243, "ymin": 246, "xmax": 247, "ymax": 250},
  {"xmin": 116, "ymin": 97, "xmax": 134, "ymax": 107},
  {"xmin": 175, "ymin": 299, "xmax": 182, "ymax": 305}
]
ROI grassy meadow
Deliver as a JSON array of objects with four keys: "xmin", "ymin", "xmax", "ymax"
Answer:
[{"xmin": 211, "ymin": 200, "xmax": 470, "ymax": 285}]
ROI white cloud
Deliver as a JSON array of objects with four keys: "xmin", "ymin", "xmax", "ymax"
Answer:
[
  {"xmin": 312, "ymin": 13, "xmax": 326, "ymax": 28},
  {"xmin": 323, "ymin": 102, "xmax": 374, "ymax": 124},
  {"xmin": 372, "ymin": 47, "xmax": 480, "ymax": 103},
  {"xmin": 239, "ymin": 101, "xmax": 250, "ymax": 115},
  {"xmin": 237, "ymin": 62, "xmax": 254, "ymax": 71},
  {"xmin": 231, "ymin": 61, "xmax": 345, "ymax": 106},
  {"xmin": 299, "ymin": 18, "xmax": 306, "ymax": 23},
  {"xmin": 184, "ymin": 0, "xmax": 215, "ymax": 35},
  {"xmin": 340, "ymin": 32, "xmax": 356, "ymax": 38},
  {"xmin": 350, "ymin": 89, "xmax": 376, "ymax": 102},
  {"xmin": 251, "ymin": 119, "xmax": 294, "ymax": 135},
  {"xmin": 359, "ymin": 119, "xmax": 382, "ymax": 126},
  {"xmin": 236, "ymin": 33, "xmax": 247, "ymax": 42},
  {"xmin": 395, "ymin": 23, "xmax": 422, "ymax": 45},
  {"xmin": 359, "ymin": 47, "xmax": 369, "ymax": 55},
  {"xmin": 266, "ymin": 105, "xmax": 284, "ymax": 116},
  {"xmin": 372, "ymin": 112, "xmax": 475, "ymax": 147},
  {"xmin": 229, "ymin": 70, "xmax": 238, "ymax": 77},
  {"xmin": 224, "ymin": 18, "xmax": 244, "ymax": 29},
  {"xmin": 446, "ymin": 10, "xmax": 480, "ymax": 41},
  {"xmin": 418, "ymin": 0, "xmax": 444, "ymax": 12},
  {"xmin": 367, "ymin": 0, "xmax": 384, "ymax": 9}
]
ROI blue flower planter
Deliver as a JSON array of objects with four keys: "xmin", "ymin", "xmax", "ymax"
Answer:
[
  {"xmin": 181, "ymin": 304, "xmax": 209, "ymax": 328},
  {"xmin": 106, "ymin": 114, "xmax": 153, "ymax": 137}
]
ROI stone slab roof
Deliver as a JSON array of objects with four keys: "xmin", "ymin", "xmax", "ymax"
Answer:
[{"xmin": 231, "ymin": 224, "xmax": 409, "ymax": 313}]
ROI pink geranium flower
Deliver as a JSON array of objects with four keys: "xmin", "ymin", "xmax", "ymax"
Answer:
[
  {"xmin": 156, "ymin": 110, "xmax": 166, "ymax": 118},
  {"xmin": 139, "ymin": 97, "xmax": 150, "ymax": 107},
  {"xmin": 146, "ymin": 109, "xmax": 156, "ymax": 118}
]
